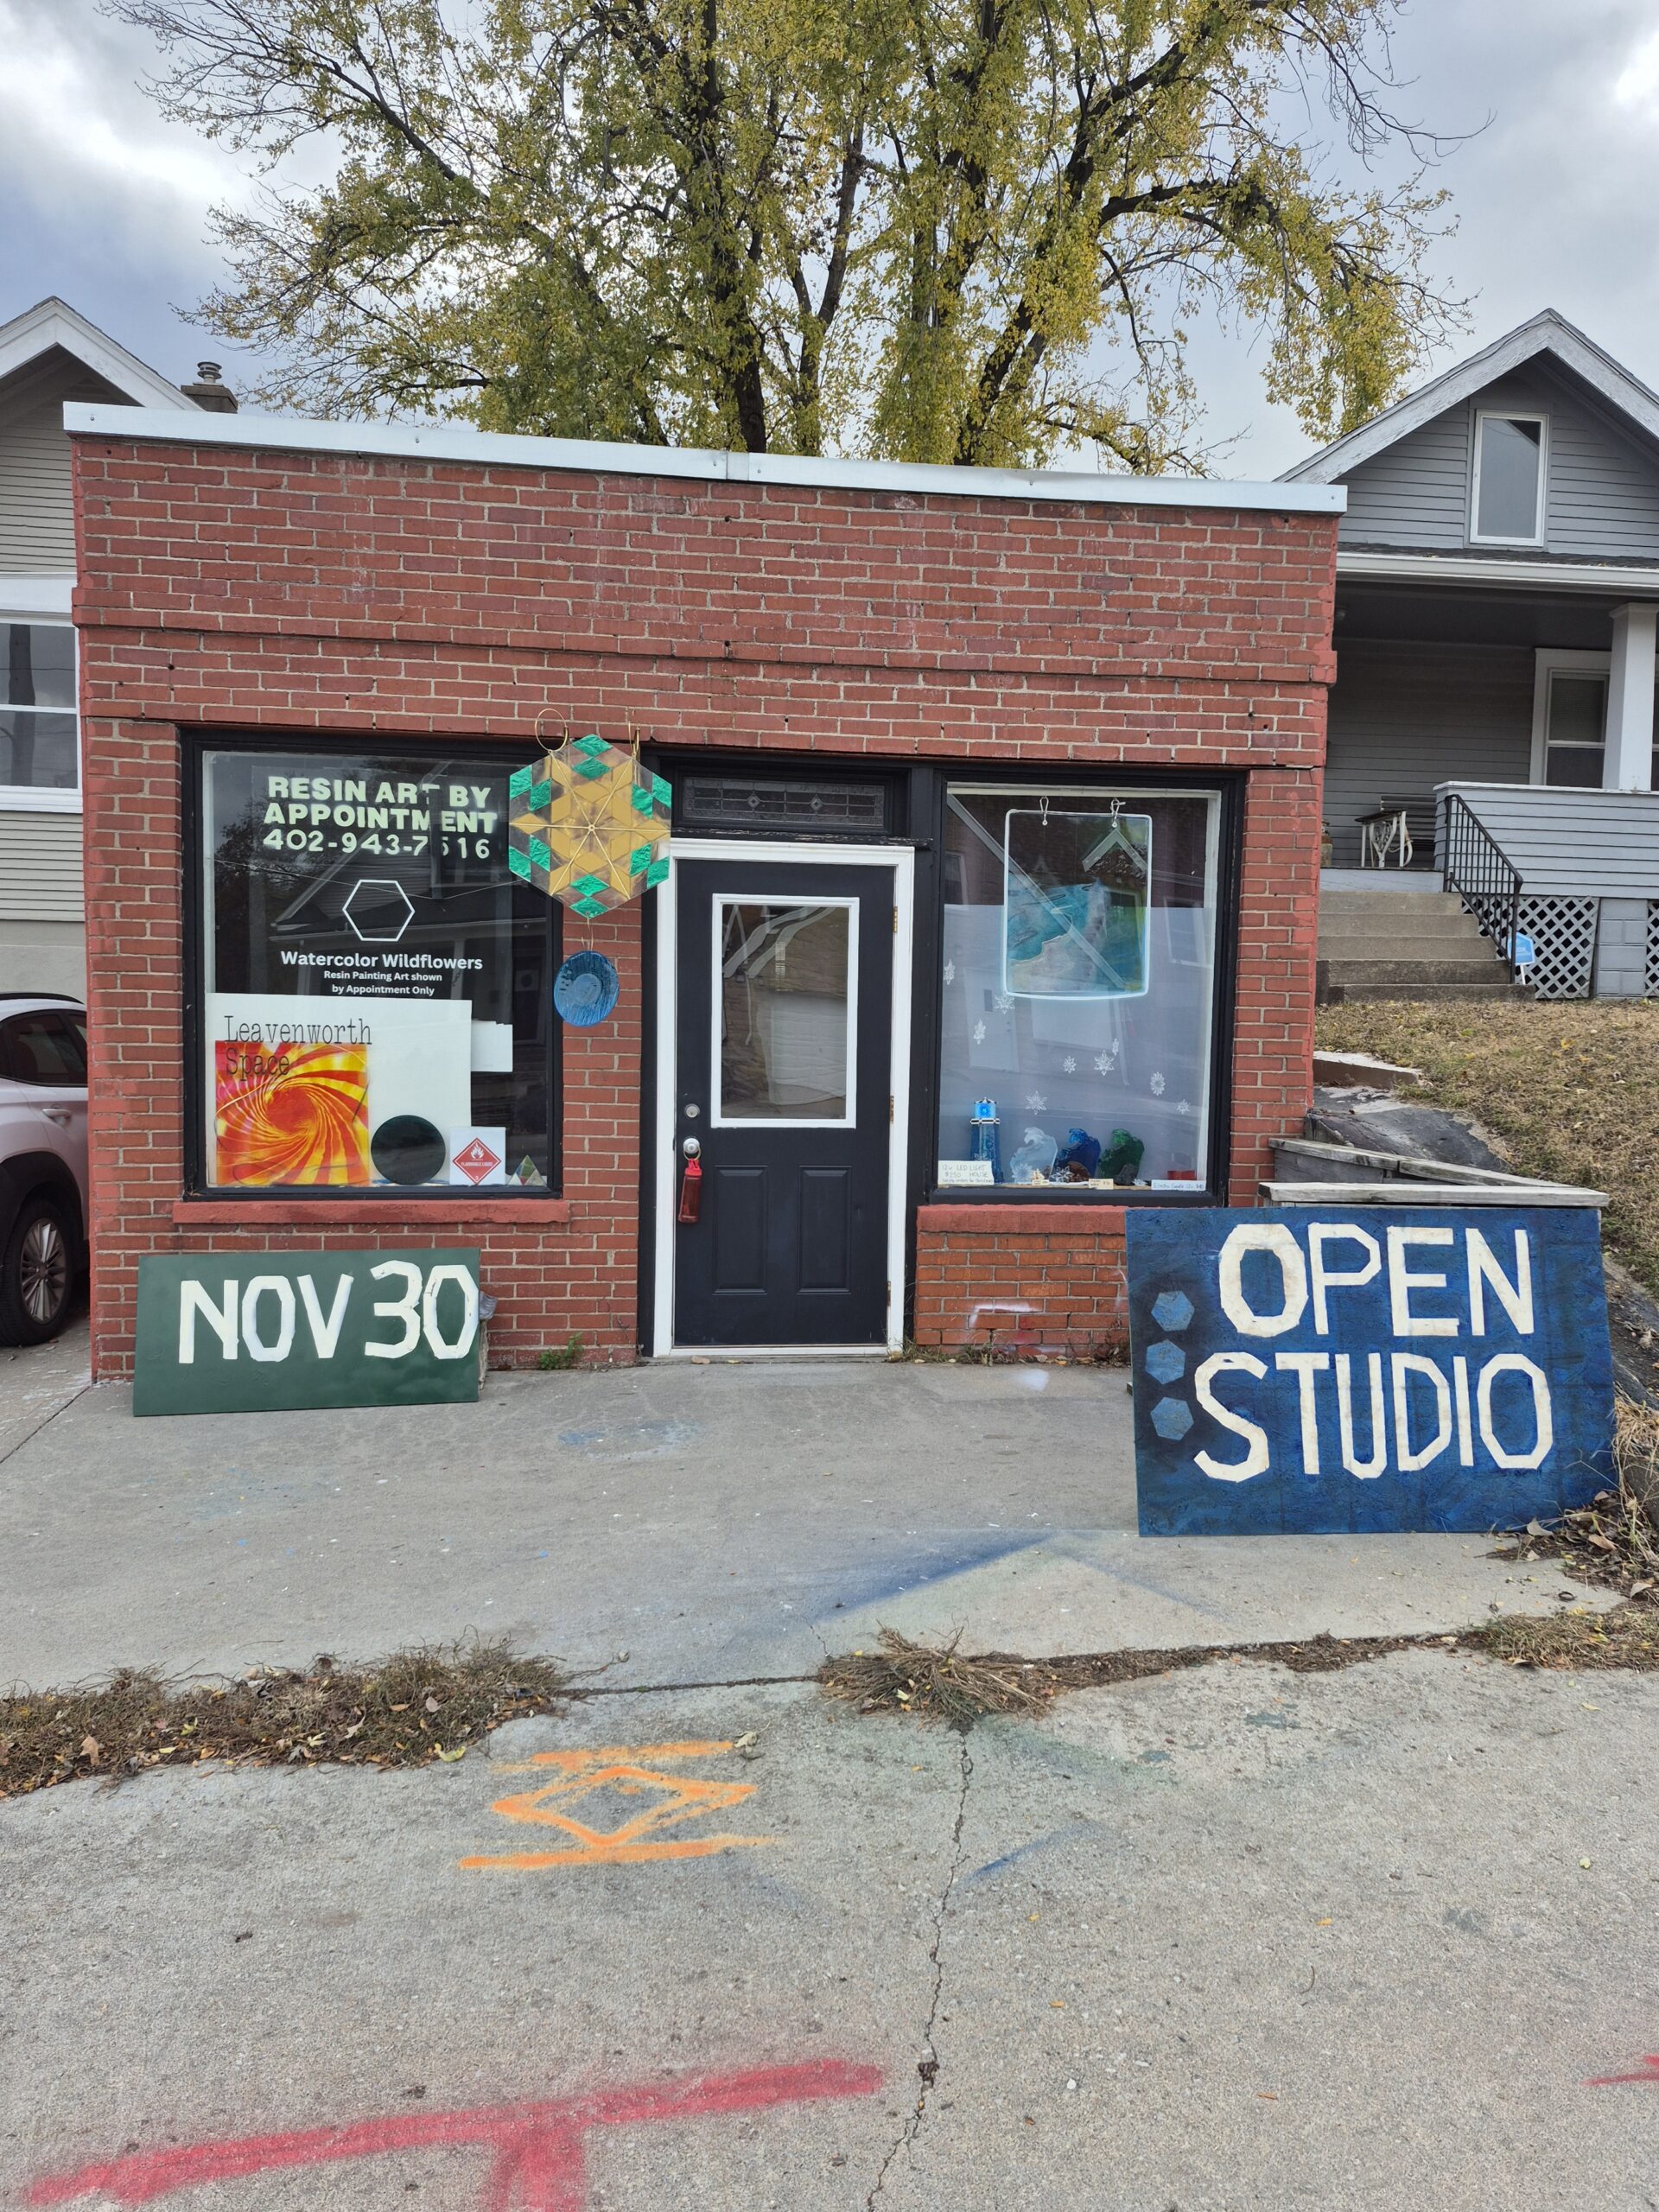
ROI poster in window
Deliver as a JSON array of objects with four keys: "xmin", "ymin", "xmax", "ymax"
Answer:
[
  {"xmin": 202, "ymin": 752, "xmax": 550, "ymax": 1191},
  {"xmin": 1002, "ymin": 810, "xmax": 1152, "ymax": 999}
]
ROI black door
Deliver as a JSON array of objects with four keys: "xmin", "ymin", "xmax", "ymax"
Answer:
[{"xmin": 672, "ymin": 858, "xmax": 893, "ymax": 1347}]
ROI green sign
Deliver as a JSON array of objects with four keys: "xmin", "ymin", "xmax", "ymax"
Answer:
[{"xmin": 133, "ymin": 1249, "xmax": 482, "ymax": 1416}]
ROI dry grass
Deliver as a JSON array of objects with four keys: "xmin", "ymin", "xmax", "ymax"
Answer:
[
  {"xmin": 0, "ymin": 1642, "xmax": 569, "ymax": 1800},
  {"xmin": 1459, "ymin": 1605, "xmax": 1659, "ymax": 1670},
  {"xmin": 1313, "ymin": 999, "xmax": 1659, "ymax": 1299},
  {"xmin": 1494, "ymin": 1400, "xmax": 1659, "ymax": 1599},
  {"xmin": 817, "ymin": 1626, "xmax": 1432, "ymax": 1725}
]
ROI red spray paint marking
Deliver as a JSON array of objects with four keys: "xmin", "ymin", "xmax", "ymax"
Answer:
[
  {"xmin": 25, "ymin": 2061, "xmax": 883, "ymax": 2211},
  {"xmin": 1586, "ymin": 2054, "xmax": 1659, "ymax": 2088}
]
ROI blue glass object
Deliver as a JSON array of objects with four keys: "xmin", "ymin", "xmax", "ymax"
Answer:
[{"xmin": 554, "ymin": 950, "xmax": 620, "ymax": 1027}]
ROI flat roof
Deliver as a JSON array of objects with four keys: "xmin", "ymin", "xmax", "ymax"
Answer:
[{"xmin": 62, "ymin": 403, "xmax": 1345, "ymax": 516}]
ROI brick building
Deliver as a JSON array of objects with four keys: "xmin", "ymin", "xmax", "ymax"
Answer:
[{"xmin": 66, "ymin": 409, "xmax": 1341, "ymax": 1376}]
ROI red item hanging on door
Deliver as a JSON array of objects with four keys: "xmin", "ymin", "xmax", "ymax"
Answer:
[{"xmin": 677, "ymin": 1154, "xmax": 703, "ymax": 1224}]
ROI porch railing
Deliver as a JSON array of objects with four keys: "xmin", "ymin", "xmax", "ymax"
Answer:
[{"xmin": 1440, "ymin": 791, "xmax": 1522, "ymax": 963}]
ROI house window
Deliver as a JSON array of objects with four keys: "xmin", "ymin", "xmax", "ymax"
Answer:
[
  {"xmin": 0, "ymin": 622, "xmax": 78, "ymax": 803},
  {"xmin": 195, "ymin": 743, "xmax": 556, "ymax": 1194},
  {"xmin": 1542, "ymin": 671, "xmax": 1608, "ymax": 787},
  {"xmin": 935, "ymin": 785, "xmax": 1222, "ymax": 1195},
  {"xmin": 1471, "ymin": 413, "xmax": 1547, "ymax": 544}
]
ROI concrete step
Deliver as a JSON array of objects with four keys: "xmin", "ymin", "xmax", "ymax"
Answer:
[
  {"xmin": 1320, "ymin": 978, "xmax": 1530, "ymax": 1003},
  {"xmin": 1319, "ymin": 957, "xmax": 1514, "ymax": 987},
  {"xmin": 1318, "ymin": 927, "xmax": 1497, "ymax": 957},
  {"xmin": 1319, "ymin": 889, "xmax": 1465, "ymax": 918}
]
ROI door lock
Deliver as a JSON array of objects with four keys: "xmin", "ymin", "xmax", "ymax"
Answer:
[{"xmin": 681, "ymin": 1136, "xmax": 702, "ymax": 1160}]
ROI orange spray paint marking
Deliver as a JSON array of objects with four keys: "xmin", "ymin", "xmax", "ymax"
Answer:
[{"xmin": 459, "ymin": 1740, "xmax": 775, "ymax": 1870}]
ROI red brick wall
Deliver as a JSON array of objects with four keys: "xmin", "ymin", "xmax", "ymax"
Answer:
[{"xmin": 71, "ymin": 436, "xmax": 1337, "ymax": 1376}]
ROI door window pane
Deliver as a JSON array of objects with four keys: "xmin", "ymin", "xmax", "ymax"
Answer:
[
  {"xmin": 1544, "ymin": 671, "xmax": 1605, "ymax": 788},
  {"xmin": 200, "ymin": 747, "xmax": 552, "ymax": 1191},
  {"xmin": 717, "ymin": 900, "xmax": 852, "ymax": 1122},
  {"xmin": 938, "ymin": 789, "xmax": 1218, "ymax": 1191},
  {"xmin": 1475, "ymin": 416, "xmax": 1544, "ymax": 540}
]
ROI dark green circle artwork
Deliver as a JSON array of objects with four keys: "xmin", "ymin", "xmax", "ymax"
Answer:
[{"xmin": 371, "ymin": 1115, "xmax": 447, "ymax": 1185}]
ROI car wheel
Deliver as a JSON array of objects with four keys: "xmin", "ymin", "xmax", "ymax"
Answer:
[{"xmin": 0, "ymin": 1196, "xmax": 74, "ymax": 1346}]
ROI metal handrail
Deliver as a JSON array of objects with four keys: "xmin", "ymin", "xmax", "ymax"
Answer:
[{"xmin": 1440, "ymin": 791, "xmax": 1522, "ymax": 968}]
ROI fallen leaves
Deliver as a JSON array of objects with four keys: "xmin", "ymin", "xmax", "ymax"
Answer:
[{"xmin": 0, "ymin": 1643, "xmax": 569, "ymax": 1798}]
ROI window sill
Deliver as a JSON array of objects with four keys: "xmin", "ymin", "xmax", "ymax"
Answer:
[
  {"xmin": 171, "ymin": 1197, "xmax": 570, "ymax": 1226},
  {"xmin": 0, "ymin": 790, "xmax": 80, "ymax": 814}
]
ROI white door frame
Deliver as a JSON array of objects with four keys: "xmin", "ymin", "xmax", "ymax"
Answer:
[{"xmin": 651, "ymin": 837, "xmax": 914, "ymax": 1358}]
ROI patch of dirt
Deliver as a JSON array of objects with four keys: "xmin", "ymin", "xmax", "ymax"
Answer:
[
  {"xmin": 819, "ymin": 1607, "xmax": 1659, "ymax": 1726},
  {"xmin": 1493, "ymin": 1402, "xmax": 1659, "ymax": 1597},
  {"xmin": 1313, "ymin": 999, "xmax": 1659, "ymax": 1304},
  {"xmin": 1461, "ymin": 1605, "xmax": 1659, "ymax": 1671},
  {"xmin": 0, "ymin": 1641, "xmax": 569, "ymax": 1800}
]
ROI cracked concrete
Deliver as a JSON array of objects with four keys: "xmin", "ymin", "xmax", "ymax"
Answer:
[
  {"xmin": 5, "ymin": 1660, "xmax": 1659, "ymax": 2209},
  {"xmin": 867, "ymin": 1738, "xmax": 974, "ymax": 2207}
]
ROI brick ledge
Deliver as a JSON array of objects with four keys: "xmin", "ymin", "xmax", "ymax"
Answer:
[
  {"xmin": 917, "ymin": 1202, "xmax": 1128, "ymax": 1236},
  {"xmin": 170, "ymin": 1198, "xmax": 571, "ymax": 1227}
]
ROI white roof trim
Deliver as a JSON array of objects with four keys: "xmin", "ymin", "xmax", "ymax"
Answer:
[
  {"xmin": 0, "ymin": 297, "xmax": 193, "ymax": 410},
  {"xmin": 1283, "ymin": 309, "xmax": 1659, "ymax": 485},
  {"xmin": 1337, "ymin": 547, "xmax": 1659, "ymax": 598},
  {"xmin": 61, "ymin": 403, "xmax": 1345, "ymax": 513}
]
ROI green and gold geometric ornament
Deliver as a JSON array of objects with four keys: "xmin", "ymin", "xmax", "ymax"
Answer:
[{"xmin": 507, "ymin": 733, "xmax": 671, "ymax": 918}]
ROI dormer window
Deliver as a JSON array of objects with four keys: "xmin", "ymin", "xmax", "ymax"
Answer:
[{"xmin": 1471, "ymin": 411, "xmax": 1548, "ymax": 544}]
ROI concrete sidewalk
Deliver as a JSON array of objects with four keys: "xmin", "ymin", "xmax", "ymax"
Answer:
[{"xmin": 0, "ymin": 1357, "xmax": 1607, "ymax": 1690}]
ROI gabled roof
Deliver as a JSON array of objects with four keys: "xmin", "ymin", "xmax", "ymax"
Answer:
[
  {"xmin": 1281, "ymin": 308, "xmax": 1659, "ymax": 484},
  {"xmin": 0, "ymin": 296, "xmax": 194, "ymax": 409}
]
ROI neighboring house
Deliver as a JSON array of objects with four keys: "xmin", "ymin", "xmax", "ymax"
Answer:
[
  {"xmin": 0, "ymin": 298, "xmax": 234, "ymax": 996},
  {"xmin": 1285, "ymin": 309, "xmax": 1659, "ymax": 1001}
]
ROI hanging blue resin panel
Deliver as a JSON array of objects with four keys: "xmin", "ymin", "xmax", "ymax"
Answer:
[{"xmin": 1126, "ymin": 1206, "xmax": 1615, "ymax": 1536}]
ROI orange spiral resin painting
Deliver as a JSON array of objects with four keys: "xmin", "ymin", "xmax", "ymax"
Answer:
[{"xmin": 214, "ymin": 1041, "xmax": 372, "ymax": 1185}]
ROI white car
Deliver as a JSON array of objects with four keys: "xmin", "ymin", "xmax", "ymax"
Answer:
[{"xmin": 0, "ymin": 995, "xmax": 87, "ymax": 1344}]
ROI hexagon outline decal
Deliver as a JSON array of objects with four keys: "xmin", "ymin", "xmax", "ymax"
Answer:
[{"xmin": 342, "ymin": 877, "xmax": 416, "ymax": 944}]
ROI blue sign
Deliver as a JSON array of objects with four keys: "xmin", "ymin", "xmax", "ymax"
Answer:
[{"xmin": 1127, "ymin": 1207, "xmax": 1615, "ymax": 1536}]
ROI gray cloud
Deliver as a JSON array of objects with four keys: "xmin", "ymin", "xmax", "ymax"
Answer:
[{"xmin": 4, "ymin": 0, "xmax": 1659, "ymax": 468}]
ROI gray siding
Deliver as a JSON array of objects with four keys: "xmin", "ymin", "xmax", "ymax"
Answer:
[
  {"xmin": 1337, "ymin": 362, "xmax": 1659, "ymax": 561},
  {"xmin": 0, "ymin": 810, "xmax": 82, "ymax": 921},
  {"xmin": 1338, "ymin": 407, "xmax": 1471, "ymax": 549},
  {"xmin": 0, "ymin": 350, "xmax": 130, "ymax": 575},
  {"xmin": 1325, "ymin": 640, "xmax": 1534, "ymax": 865},
  {"xmin": 1440, "ymin": 782, "xmax": 1659, "ymax": 896}
]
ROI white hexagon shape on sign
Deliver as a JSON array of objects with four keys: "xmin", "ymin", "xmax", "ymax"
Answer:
[{"xmin": 342, "ymin": 878, "xmax": 416, "ymax": 944}]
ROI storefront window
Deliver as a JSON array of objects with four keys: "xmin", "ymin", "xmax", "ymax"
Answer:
[
  {"xmin": 936, "ymin": 785, "xmax": 1220, "ymax": 1192},
  {"xmin": 200, "ymin": 746, "xmax": 553, "ymax": 1192}
]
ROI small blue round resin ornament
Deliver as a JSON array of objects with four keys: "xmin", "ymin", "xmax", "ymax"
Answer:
[{"xmin": 554, "ymin": 950, "xmax": 620, "ymax": 1027}]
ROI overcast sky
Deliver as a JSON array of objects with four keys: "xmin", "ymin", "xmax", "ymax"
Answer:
[{"xmin": 5, "ymin": 0, "xmax": 1659, "ymax": 476}]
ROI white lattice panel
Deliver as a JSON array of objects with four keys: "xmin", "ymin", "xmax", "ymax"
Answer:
[
  {"xmin": 1647, "ymin": 903, "xmax": 1659, "ymax": 998},
  {"xmin": 1519, "ymin": 896, "xmax": 1599, "ymax": 1001}
]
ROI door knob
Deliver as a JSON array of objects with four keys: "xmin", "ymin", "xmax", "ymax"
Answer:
[{"xmin": 681, "ymin": 1136, "xmax": 702, "ymax": 1160}]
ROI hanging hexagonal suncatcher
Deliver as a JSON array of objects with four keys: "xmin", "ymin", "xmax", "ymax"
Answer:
[{"xmin": 505, "ymin": 730, "xmax": 671, "ymax": 918}]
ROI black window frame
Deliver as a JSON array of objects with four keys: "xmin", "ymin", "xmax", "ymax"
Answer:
[
  {"xmin": 908, "ymin": 763, "xmax": 1243, "ymax": 1214},
  {"xmin": 182, "ymin": 728, "xmax": 563, "ymax": 1202}
]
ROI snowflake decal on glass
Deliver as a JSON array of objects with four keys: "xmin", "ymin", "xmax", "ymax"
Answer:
[
  {"xmin": 1094, "ymin": 1050, "xmax": 1116, "ymax": 1076},
  {"xmin": 1062, "ymin": 1055, "xmax": 1077, "ymax": 1074},
  {"xmin": 942, "ymin": 961, "xmax": 956, "ymax": 987},
  {"xmin": 1025, "ymin": 1091, "xmax": 1047, "ymax": 1112},
  {"xmin": 1150, "ymin": 1071, "xmax": 1166, "ymax": 1096},
  {"xmin": 993, "ymin": 992, "xmax": 1014, "ymax": 1014},
  {"xmin": 1176, "ymin": 1099, "xmax": 1192, "ymax": 1116},
  {"xmin": 972, "ymin": 1020, "xmax": 987, "ymax": 1045}
]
